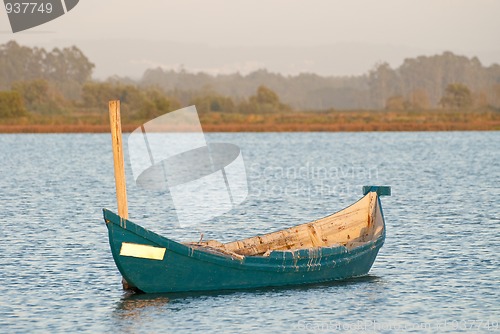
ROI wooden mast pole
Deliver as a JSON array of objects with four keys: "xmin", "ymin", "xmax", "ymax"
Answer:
[
  {"xmin": 109, "ymin": 100, "xmax": 129, "ymax": 219},
  {"xmin": 109, "ymin": 100, "xmax": 134, "ymax": 290}
]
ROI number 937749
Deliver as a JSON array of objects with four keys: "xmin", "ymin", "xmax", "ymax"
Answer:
[{"xmin": 5, "ymin": 2, "xmax": 53, "ymax": 14}]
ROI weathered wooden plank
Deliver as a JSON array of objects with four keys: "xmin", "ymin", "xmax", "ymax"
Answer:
[
  {"xmin": 223, "ymin": 193, "xmax": 379, "ymax": 255},
  {"xmin": 109, "ymin": 100, "xmax": 129, "ymax": 219}
]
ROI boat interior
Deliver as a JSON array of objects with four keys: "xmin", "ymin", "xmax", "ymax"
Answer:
[{"xmin": 188, "ymin": 192, "xmax": 384, "ymax": 258}]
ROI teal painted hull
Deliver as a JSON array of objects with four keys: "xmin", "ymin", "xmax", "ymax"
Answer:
[{"xmin": 104, "ymin": 192, "xmax": 387, "ymax": 293}]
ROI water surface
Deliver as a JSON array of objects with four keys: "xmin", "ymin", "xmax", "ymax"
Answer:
[{"xmin": 1, "ymin": 132, "xmax": 498, "ymax": 333}]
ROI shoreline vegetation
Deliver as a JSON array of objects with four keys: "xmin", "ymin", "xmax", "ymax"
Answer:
[
  {"xmin": 1, "ymin": 41, "xmax": 500, "ymax": 133},
  {"xmin": 0, "ymin": 109, "xmax": 498, "ymax": 133}
]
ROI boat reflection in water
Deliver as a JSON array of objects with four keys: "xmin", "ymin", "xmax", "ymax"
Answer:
[{"xmin": 114, "ymin": 294, "xmax": 171, "ymax": 320}]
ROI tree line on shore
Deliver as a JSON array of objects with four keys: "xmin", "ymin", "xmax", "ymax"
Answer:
[{"xmin": 0, "ymin": 40, "xmax": 499, "ymax": 120}]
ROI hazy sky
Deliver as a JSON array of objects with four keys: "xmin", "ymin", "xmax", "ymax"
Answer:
[{"xmin": 1, "ymin": 0, "xmax": 499, "ymax": 78}]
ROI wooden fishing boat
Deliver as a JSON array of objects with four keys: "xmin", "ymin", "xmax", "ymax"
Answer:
[
  {"xmin": 104, "ymin": 100, "xmax": 391, "ymax": 293},
  {"xmin": 104, "ymin": 186, "xmax": 390, "ymax": 293}
]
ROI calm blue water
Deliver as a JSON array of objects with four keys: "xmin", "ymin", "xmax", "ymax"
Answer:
[{"xmin": 0, "ymin": 132, "xmax": 499, "ymax": 333}]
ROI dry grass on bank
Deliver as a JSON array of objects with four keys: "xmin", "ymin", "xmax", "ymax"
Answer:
[{"xmin": 0, "ymin": 109, "xmax": 499, "ymax": 133}]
